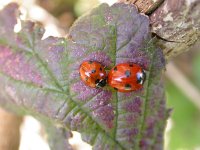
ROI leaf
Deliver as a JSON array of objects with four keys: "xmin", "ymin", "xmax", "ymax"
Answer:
[{"xmin": 0, "ymin": 3, "xmax": 168, "ymax": 150}]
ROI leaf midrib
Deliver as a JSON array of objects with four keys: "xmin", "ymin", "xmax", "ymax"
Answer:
[
  {"xmin": 0, "ymin": 30, "xmax": 126, "ymax": 148},
  {"xmin": 30, "ymin": 31, "xmax": 64, "ymax": 92},
  {"xmin": 0, "ymin": 69, "xmax": 126, "ymax": 150},
  {"xmin": 136, "ymin": 45, "xmax": 156, "ymax": 149}
]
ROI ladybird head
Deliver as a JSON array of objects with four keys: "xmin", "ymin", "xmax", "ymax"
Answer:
[
  {"xmin": 136, "ymin": 69, "xmax": 146, "ymax": 85},
  {"xmin": 95, "ymin": 78, "xmax": 107, "ymax": 88}
]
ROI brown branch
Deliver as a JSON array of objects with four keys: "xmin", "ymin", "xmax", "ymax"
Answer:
[
  {"xmin": 150, "ymin": 0, "xmax": 200, "ymax": 61},
  {"xmin": 119, "ymin": 0, "xmax": 200, "ymax": 61},
  {"xmin": 165, "ymin": 62, "xmax": 200, "ymax": 110},
  {"xmin": 0, "ymin": 107, "xmax": 22, "ymax": 150}
]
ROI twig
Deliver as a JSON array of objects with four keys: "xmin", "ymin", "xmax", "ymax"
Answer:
[{"xmin": 165, "ymin": 62, "xmax": 200, "ymax": 110}]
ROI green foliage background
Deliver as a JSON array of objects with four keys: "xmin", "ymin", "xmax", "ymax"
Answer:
[{"xmin": 166, "ymin": 51, "xmax": 200, "ymax": 150}]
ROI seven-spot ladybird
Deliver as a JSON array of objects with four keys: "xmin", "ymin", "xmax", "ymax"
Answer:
[
  {"xmin": 79, "ymin": 61, "xmax": 107, "ymax": 88},
  {"xmin": 107, "ymin": 63, "xmax": 146, "ymax": 92}
]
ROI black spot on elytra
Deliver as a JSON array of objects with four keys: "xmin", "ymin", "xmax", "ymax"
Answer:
[
  {"xmin": 125, "ymin": 70, "xmax": 131, "ymax": 77},
  {"xmin": 100, "ymin": 67, "xmax": 102, "ymax": 71},
  {"xmin": 124, "ymin": 84, "xmax": 131, "ymax": 90},
  {"xmin": 91, "ymin": 69, "xmax": 96, "ymax": 73},
  {"xmin": 88, "ymin": 61, "xmax": 93, "ymax": 64},
  {"xmin": 114, "ymin": 67, "xmax": 117, "ymax": 71},
  {"xmin": 95, "ymin": 79, "xmax": 100, "ymax": 84},
  {"xmin": 114, "ymin": 87, "xmax": 118, "ymax": 91},
  {"xmin": 129, "ymin": 64, "xmax": 133, "ymax": 67}
]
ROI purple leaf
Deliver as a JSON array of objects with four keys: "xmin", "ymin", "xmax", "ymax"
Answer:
[{"xmin": 0, "ymin": 3, "xmax": 168, "ymax": 149}]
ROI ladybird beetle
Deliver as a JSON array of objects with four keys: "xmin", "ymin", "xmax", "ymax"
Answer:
[
  {"xmin": 79, "ymin": 61, "xmax": 107, "ymax": 88},
  {"xmin": 108, "ymin": 63, "xmax": 146, "ymax": 92}
]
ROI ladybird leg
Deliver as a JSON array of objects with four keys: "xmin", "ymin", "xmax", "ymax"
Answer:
[
  {"xmin": 103, "ymin": 65, "xmax": 107, "ymax": 69},
  {"xmin": 114, "ymin": 87, "xmax": 118, "ymax": 91}
]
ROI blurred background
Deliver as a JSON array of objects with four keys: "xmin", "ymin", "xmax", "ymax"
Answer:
[{"xmin": 0, "ymin": 0, "xmax": 200, "ymax": 150}]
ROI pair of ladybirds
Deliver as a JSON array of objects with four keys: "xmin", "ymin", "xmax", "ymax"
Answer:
[{"xmin": 79, "ymin": 61, "xmax": 146, "ymax": 92}]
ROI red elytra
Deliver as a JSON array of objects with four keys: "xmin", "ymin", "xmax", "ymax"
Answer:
[
  {"xmin": 108, "ymin": 63, "xmax": 146, "ymax": 92},
  {"xmin": 79, "ymin": 61, "xmax": 107, "ymax": 88}
]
